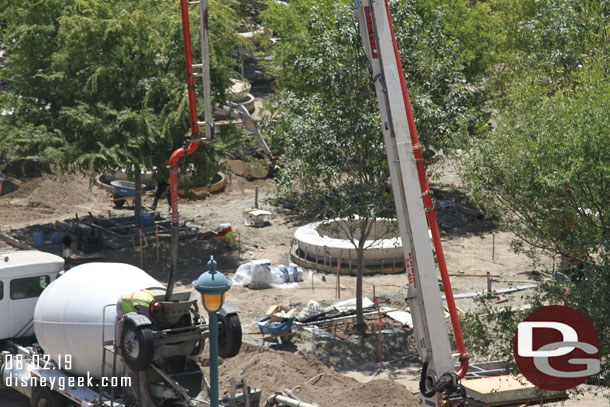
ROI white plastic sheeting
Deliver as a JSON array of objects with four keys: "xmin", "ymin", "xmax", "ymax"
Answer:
[{"xmin": 232, "ymin": 260, "xmax": 303, "ymax": 289}]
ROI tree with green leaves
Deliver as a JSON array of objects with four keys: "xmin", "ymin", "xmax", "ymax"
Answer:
[
  {"xmin": 466, "ymin": 64, "xmax": 610, "ymax": 265},
  {"xmin": 462, "ymin": 61, "xmax": 610, "ymax": 379},
  {"xmin": 0, "ymin": 0, "xmax": 240, "ymax": 216},
  {"xmin": 262, "ymin": 0, "xmax": 489, "ymax": 154},
  {"xmin": 425, "ymin": 0, "xmax": 610, "ymax": 388},
  {"xmin": 261, "ymin": 0, "xmax": 488, "ymax": 330},
  {"xmin": 262, "ymin": 2, "xmax": 394, "ymax": 331}
]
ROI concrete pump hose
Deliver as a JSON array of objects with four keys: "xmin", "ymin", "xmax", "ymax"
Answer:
[{"xmin": 266, "ymin": 394, "xmax": 318, "ymax": 407}]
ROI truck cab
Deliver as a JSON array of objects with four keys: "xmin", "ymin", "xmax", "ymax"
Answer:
[{"xmin": 0, "ymin": 251, "xmax": 64, "ymax": 341}]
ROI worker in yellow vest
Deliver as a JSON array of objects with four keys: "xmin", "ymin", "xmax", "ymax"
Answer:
[
  {"xmin": 115, "ymin": 290, "xmax": 161, "ymax": 350},
  {"xmin": 118, "ymin": 290, "xmax": 156, "ymax": 318},
  {"xmin": 225, "ymin": 230, "xmax": 236, "ymax": 249}
]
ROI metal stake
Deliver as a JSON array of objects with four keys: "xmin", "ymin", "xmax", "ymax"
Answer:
[{"xmin": 336, "ymin": 258, "xmax": 341, "ymax": 299}]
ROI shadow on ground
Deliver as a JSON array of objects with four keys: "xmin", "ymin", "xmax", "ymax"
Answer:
[{"xmin": 431, "ymin": 183, "xmax": 498, "ymax": 239}]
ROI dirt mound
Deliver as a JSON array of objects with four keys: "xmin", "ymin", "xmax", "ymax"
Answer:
[
  {"xmin": 216, "ymin": 343, "xmax": 419, "ymax": 406},
  {"xmin": 0, "ymin": 170, "xmax": 111, "ymax": 229}
]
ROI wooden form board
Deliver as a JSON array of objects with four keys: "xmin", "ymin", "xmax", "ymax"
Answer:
[
  {"xmin": 0, "ymin": 232, "xmax": 34, "ymax": 250},
  {"xmin": 464, "ymin": 375, "xmax": 567, "ymax": 406}
]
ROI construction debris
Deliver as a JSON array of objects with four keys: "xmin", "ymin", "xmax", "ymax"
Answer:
[
  {"xmin": 266, "ymin": 305, "xmax": 296, "ymax": 322},
  {"xmin": 265, "ymin": 393, "xmax": 318, "ymax": 407},
  {"xmin": 385, "ymin": 310, "xmax": 413, "ymax": 328},
  {"xmin": 290, "ymin": 297, "xmax": 409, "ymax": 347},
  {"xmin": 219, "ymin": 377, "xmax": 261, "ymax": 407},
  {"xmin": 258, "ymin": 305, "xmax": 297, "ymax": 348},
  {"xmin": 333, "ymin": 297, "xmax": 375, "ymax": 313},
  {"xmin": 0, "ymin": 231, "xmax": 34, "ymax": 250}
]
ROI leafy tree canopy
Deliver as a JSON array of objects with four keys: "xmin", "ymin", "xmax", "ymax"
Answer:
[
  {"xmin": 487, "ymin": 0, "xmax": 610, "ymax": 98},
  {"xmin": 513, "ymin": 1, "xmax": 610, "ymax": 75},
  {"xmin": 263, "ymin": 0, "xmax": 491, "ymax": 153},
  {"xmin": 261, "ymin": 1, "xmax": 392, "ymax": 223},
  {"xmin": 462, "ymin": 1, "xmax": 610, "ymax": 377},
  {"xmin": 462, "ymin": 0, "xmax": 610, "ymax": 272},
  {"xmin": 466, "ymin": 63, "xmax": 610, "ymax": 267},
  {"xmin": 0, "ymin": 0, "xmax": 241, "ymax": 183}
]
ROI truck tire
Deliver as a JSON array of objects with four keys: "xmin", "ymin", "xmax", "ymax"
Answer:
[
  {"xmin": 31, "ymin": 387, "xmax": 66, "ymax": 407},
  {"xmin": 218, "ymin": 313, "xmax": 242, "ymax": 358},
  {"xmin": 120, "ymin": 320, "xmax": 154, "ymax": 371}
]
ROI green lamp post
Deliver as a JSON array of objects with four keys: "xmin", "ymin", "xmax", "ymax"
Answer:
[{"xmin": 193, "ymin": 255, "xmax": 232, "ymax": 407}]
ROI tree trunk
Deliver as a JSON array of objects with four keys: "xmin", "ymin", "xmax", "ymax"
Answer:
[
  {"xmin": 355, "ymin": 246, "xmax": 366, "ymax": 334},
  {"xmin": 134, "ymin": 164, "xmax": 142, "ymax": 225}
]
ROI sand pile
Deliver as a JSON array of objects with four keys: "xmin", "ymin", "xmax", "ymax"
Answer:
[
  {"xmin": 216, "ymin": 343, "xmax": 419, "ymax": 407},
  {"xmin": 0, "ymin": 169, "xmax": 110, "ymax": 228}
]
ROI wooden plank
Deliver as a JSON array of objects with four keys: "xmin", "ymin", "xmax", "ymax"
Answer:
[
  {"xmin": 0, "ymin": 232, "xmax": 34, "ymax": 250},
  {"xmin": 464, "ymin": 375, "xmax": 566, "ymax": 406}
]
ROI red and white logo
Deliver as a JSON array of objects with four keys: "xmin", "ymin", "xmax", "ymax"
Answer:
[{"xmin": 513, "ymin": 305, "xmax": 600, "ymax": 391}]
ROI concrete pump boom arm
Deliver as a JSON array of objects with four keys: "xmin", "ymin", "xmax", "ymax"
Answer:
[{"xmin": 354, "ymin": 0, "xmax": 468, "ymax": 405}]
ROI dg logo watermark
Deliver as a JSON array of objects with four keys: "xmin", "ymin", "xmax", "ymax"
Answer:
[{"xmin": 513, "ymin": 305, "xmax": 600, "ymax": 391}]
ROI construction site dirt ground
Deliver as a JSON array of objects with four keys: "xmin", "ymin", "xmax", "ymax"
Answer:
[{"xmin": 0, "ymin": 160, "xmax": 608, "ymax": 406}]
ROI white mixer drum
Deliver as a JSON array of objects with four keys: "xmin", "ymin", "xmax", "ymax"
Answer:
[{"xmin": 34, "ymin": 263, "xmax": 163, "ymax": 377}]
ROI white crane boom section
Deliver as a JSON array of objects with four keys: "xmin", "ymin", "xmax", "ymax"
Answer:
[{"xmin": 354, "ymin": 1, "xmax": 467, "ymax": 405}]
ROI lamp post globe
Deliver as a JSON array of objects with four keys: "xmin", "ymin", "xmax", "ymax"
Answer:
[{"xmin": 193, "ymin": 255, "xmax": 232, "ymax": 312}]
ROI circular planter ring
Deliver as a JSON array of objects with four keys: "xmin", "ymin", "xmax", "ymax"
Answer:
[{"xmin": 291, "ymin": 218, "xmax": 405, "ymax": 276}]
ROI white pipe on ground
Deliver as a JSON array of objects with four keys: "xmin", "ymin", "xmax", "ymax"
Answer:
[{"xmin": 266, "ymin": 394, "xmax": 318, "ymax": 407}]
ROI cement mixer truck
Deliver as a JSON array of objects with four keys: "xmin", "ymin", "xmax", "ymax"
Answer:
[{"xmin": 0, "ymin": 250, "xmax": 244, "ymax": 407}]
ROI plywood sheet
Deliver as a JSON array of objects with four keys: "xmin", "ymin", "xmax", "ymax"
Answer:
[{"xmin": 464, "ymin": 375, "xmax": 566, "ymax": 406}]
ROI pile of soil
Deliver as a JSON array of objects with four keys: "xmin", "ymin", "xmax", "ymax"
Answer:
[
  {"xmin": 216, "ymin": 343, "xmax": 419, "ymax": 407},
  {"xmin": 0, "ymin": 169, "xmax": 110, "ymax": 230}
]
